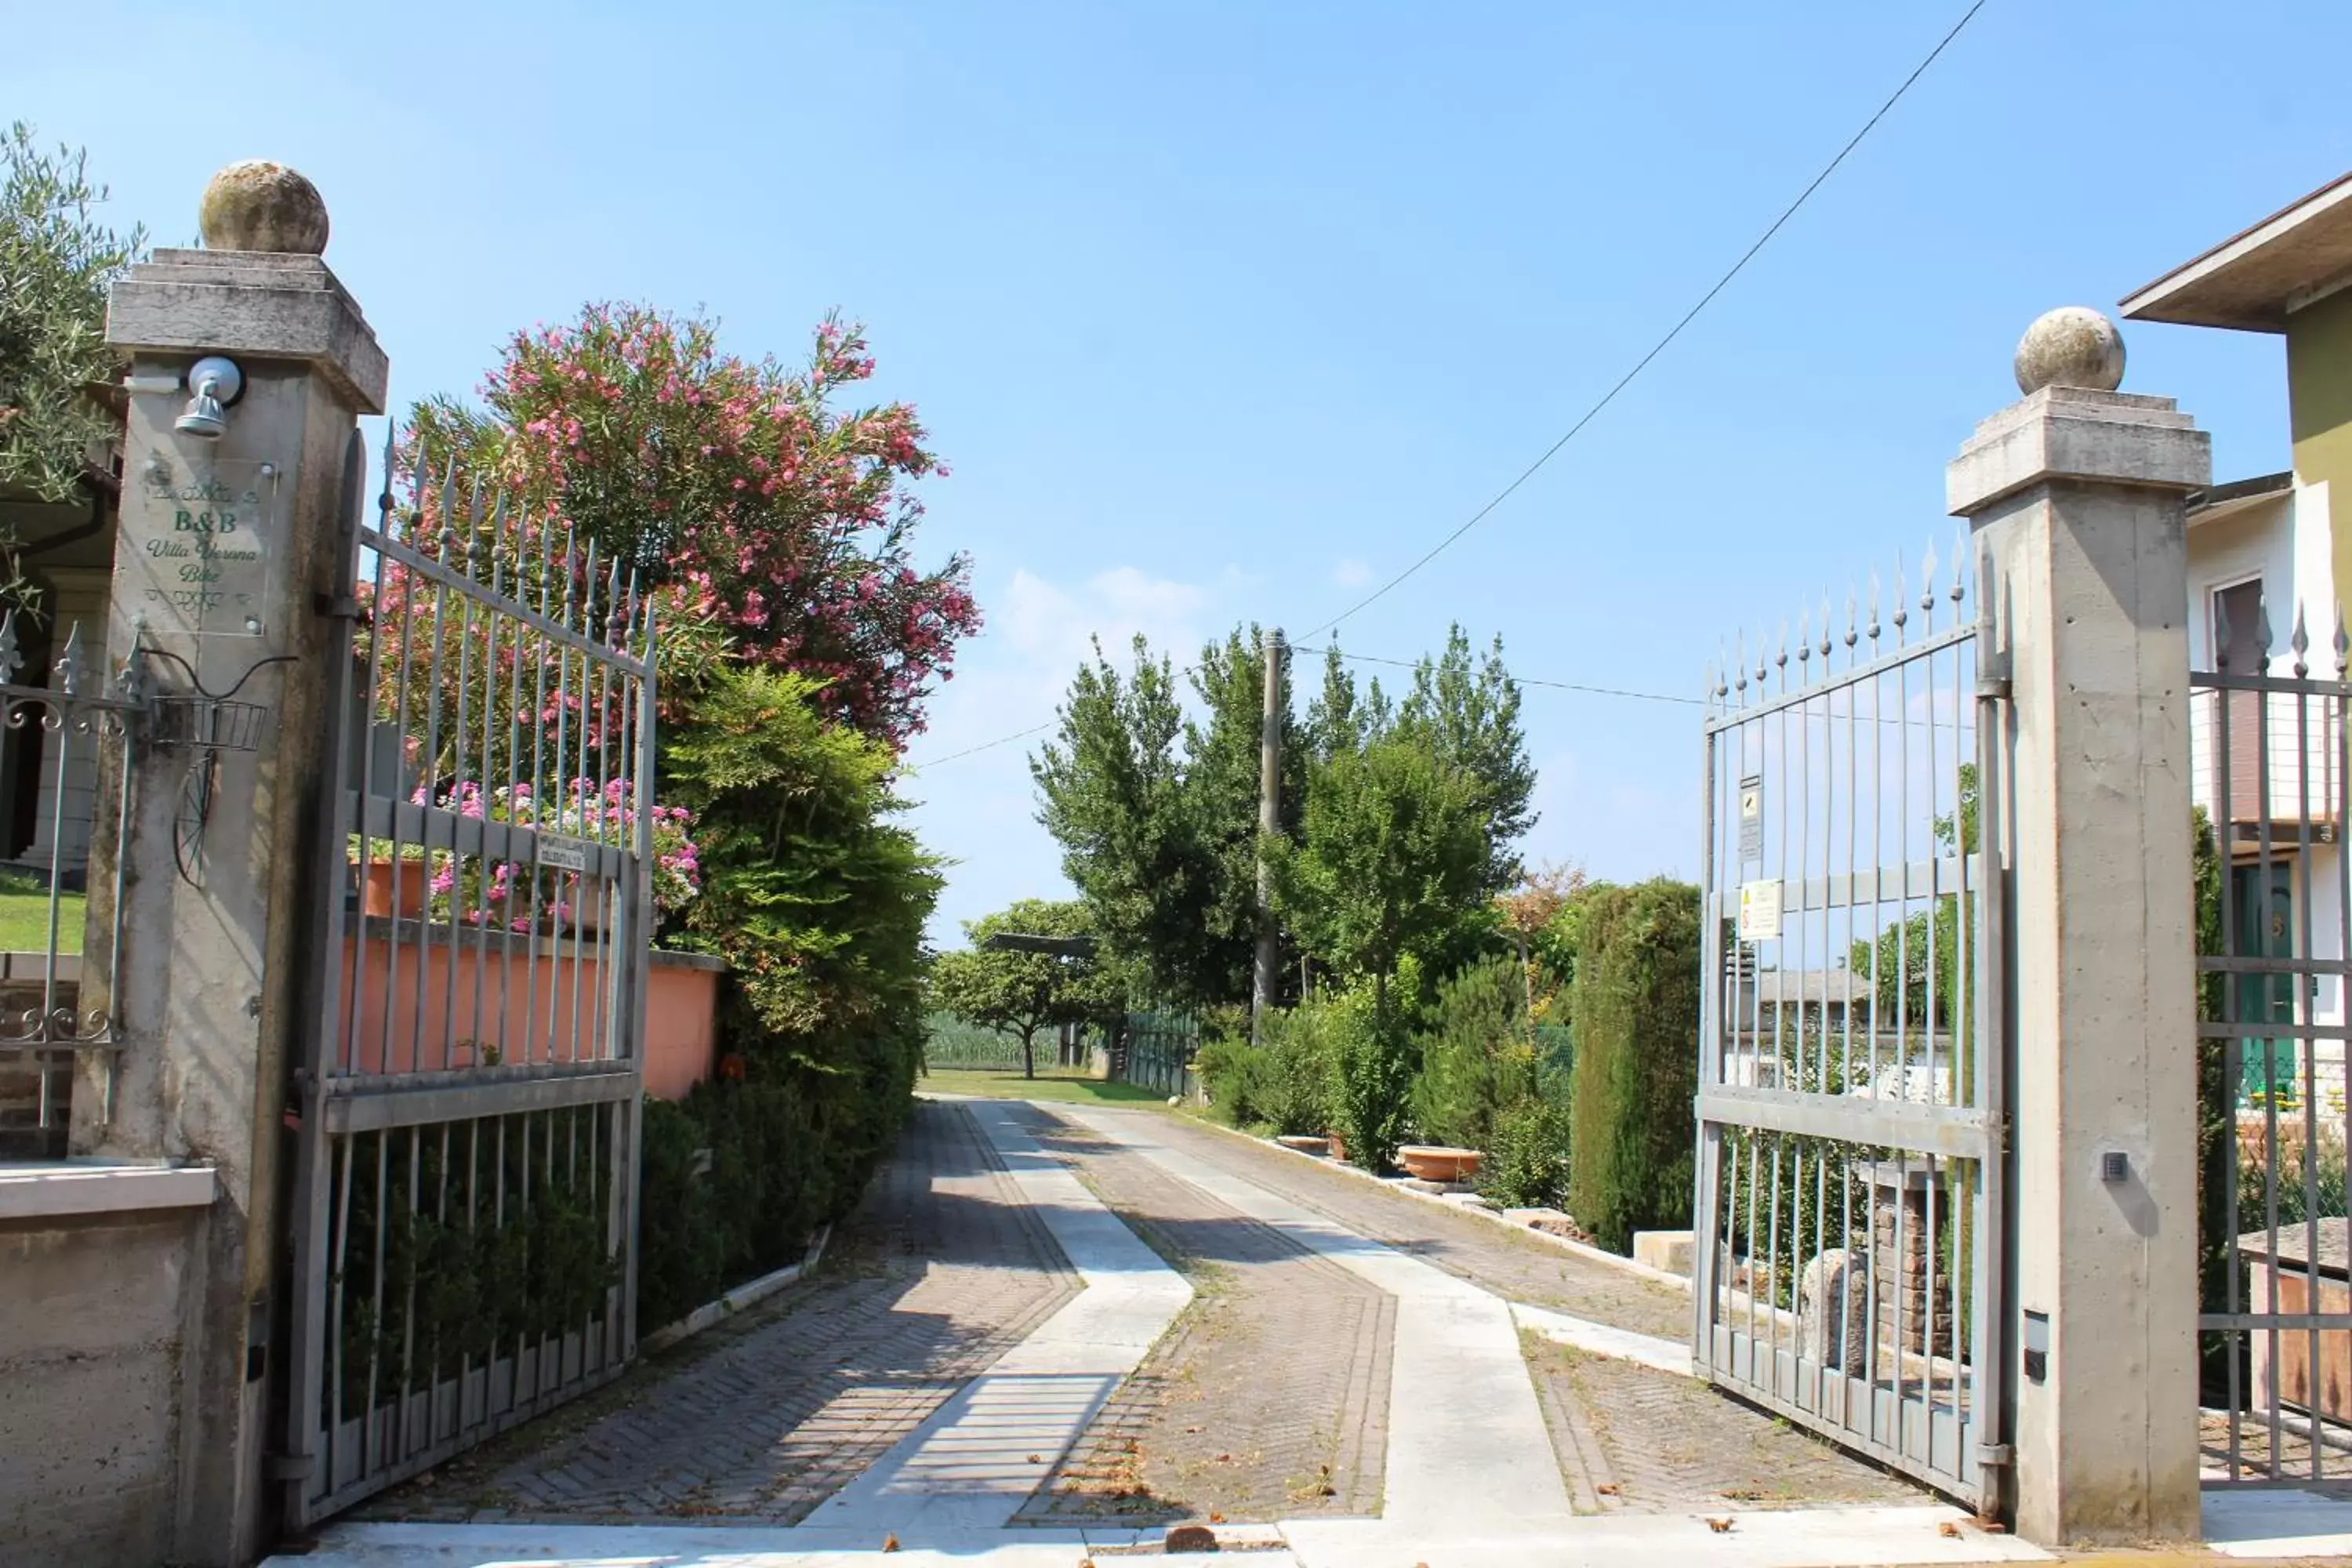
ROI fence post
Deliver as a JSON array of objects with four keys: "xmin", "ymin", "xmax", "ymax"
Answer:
[
  {"xmin": 78, "ymin": 162, "xmax": 386, "ymax": 1563},
  {"xmin": 1947, "ymin": 307, "xmax": 2209, "ymax": 1546}
]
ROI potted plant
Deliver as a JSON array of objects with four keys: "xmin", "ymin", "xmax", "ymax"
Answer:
[{"xmin": 349, "ymin": 836, "xmax": 433, "ymax": 920}]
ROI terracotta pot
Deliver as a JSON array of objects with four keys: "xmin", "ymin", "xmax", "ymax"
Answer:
[
  {"xmin": 356, "ymin": 858, "xmax": 430, "ymax": 920},
  {"xmin": 1398, "ymin": 1145, "xmax": 1483, "ymax": 1184},
  {"xmin": 1276, "ymin": 1134, "xmax": 1331, "ymax": 1157},
  {"xmin": 1324, "ymin": 1131, "xmax": 1348, "ymax": 1165}
]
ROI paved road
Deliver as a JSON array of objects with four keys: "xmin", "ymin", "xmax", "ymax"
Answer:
[
  {"xmin": 356, "ymin": 1092, "xmax": 1921, "ymax": 1535},
  {"xmin": 361, "ymin": 1100, "xmax": 1078, "ymax": 1525}
]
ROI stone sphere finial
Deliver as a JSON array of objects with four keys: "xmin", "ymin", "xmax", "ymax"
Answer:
[
  {"xmin": 2013, "ymin": 307, "xmax": 2125, "ymax": 395},
  {"xmin": 198, "ymin": 162, "xmax": 329, "ymax": 255}
]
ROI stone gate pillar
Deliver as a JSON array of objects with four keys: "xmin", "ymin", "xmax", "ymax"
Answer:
[
  {"xmin": 1948, "ymin": 307, "xmax": 2209, "ymax": 1547},
  {"xmin": 80, "ymin": 162, "xmax": 385, "ymax": 1566}
]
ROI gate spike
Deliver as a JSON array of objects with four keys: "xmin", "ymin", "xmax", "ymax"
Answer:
[
  {"xmin": 1796, "ymin": 609, "xmax": 1812, "ymax": 670},
  {"xmin": 604, "ymin": 559, "xmax": 626, "ymax": 647},
  {"xmin": 1715, "ymin": 644, "xmax": 1731, "ymax": 702},
  {"xmin": 1867, "ymin": 571, "xmax": 1882, "ymax": 644},
  {"xmin": 2258, "ymin": 595, "xmax": 2275, "ymax": 673},
  {"xmin": 378, "ymin": 423, "xmax": 398, "ymax": 535},
  {"xmin": 2337, "ymin": 604, "xmax": 2349, "ymax": 678},
  {"xmin": 53, "ymin": 622, "xmax": 79, "ymax": 699},
  {"xmin": 1818, "ymin": 593, "xmax": 1833, "ymax": 659},
  {"xmin": 488, "ymin": 497, "xmax": 507, "ymax": 596},
  {"xmin": 1893, "ymin": 558, "xmax": 1909, "ymax": 636},
  {"xmin": 1844, "ymin": 586, "xmax": 1858, "ymax": 652},
  {"xmin": 437, "ymin": 454, "xmax": 460, "ymax": 554},
  {"xmin": 580, "ymin": 538, "xmax": 598, "ymax": 633},
  {"xmin": 0, "ymin": 611, "xmax": 20, "ymax": 687},
  {"xmin": 1733, "ymin": 632, "xmax": 1749, "ymax": 697},
  {"xmin": 1775, "ymin": 622, "xmax": 1789, "ymax": 684},
  {"xmin": 1951, "ymin": 524, "xmax": 1969, "ymax": 603},
  {"xmin": 1921, "ymin": 539, "xmax": 1938, "ymax": 616},
  {"xmin": 2216, "ymin": 593, "xmax": 2234, "ymax": 672},
  {"xmin": 2293, "ymin": 602, "xmax": 2311, "ymax": 678},
  {"xmin": 562, "ymin": 527, "xmax": 579, "ymax": 625}
]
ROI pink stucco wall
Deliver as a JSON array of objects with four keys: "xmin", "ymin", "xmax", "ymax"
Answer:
[{"xmin": 338, "ymin": 929, "xmax": 721, "ymax": 1097}]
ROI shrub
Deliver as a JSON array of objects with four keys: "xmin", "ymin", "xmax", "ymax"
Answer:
[
  {"xmin": 1261, "ymin": 1001, "xmax": 1341, "ymax": 1136},
  {"xmin": 1412, "ymin": 953, "xmax": 1538, "ymax": 1151},
  {"xmin": 1566, "ymin": 878, "xmax": 1701, "ymax": 1254},
  {"xmin": 1331, "ymin": 985, "xmax": 1411, "ymax": 1175},
  {"xmin": 1481, "ymin": 1094, "xmax": 1573, "ymax": 1210},
  {"xmin": 1195, "ymin": 1033, "xmax": 1277, "ymax": 1128}
]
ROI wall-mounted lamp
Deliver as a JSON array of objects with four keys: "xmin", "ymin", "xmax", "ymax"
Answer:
[{"xmin": 176, "ymin": 356, "xmax": 244, "ymax": 440}]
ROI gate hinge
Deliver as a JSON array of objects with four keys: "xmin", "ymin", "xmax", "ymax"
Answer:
[
  {"xmin": 1976, "ymin": 674, "xmax": 2012, "ymax": 701},
  {"xmin": 266, "ymin": 1450, "xmax": 317, "ymax": 1480},
  {"xmin": 1975, "ymin": 1443, "xmax": 2014, "ymax": 1468},
  {"xmin": 314, "ymin": 591, "xmax": 361, "ymax": 620}
]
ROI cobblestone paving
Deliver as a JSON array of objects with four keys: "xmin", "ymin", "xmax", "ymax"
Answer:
[
  {"xmin": 358, "ymin": 1100, "xmax": 1078, "ymax": 1526},
  {"xmin": 1131, "ymin": 1112, "xmax": 1693, "ymax": 1339},
  {"xmin": 1523, "ymin": 1333, "xmax": 1923, "ymax": 1513},
  {"xmin": 1007, "ymin": 1107, "xmax": 1392, "ymax": 1527}
]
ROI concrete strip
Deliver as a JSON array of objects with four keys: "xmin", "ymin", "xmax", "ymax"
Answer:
[
  {"xmin": 1054, "ymin": 1105, "xmax": 1573, "ymax": 1533},
  {"xmin": 0, "ymin": 1160, "xmax": 215, "ymax": 1218},
  {"xmin": 2205, "ymin": 1486, "xmax": 2352, "ymax": 1557},
  {"xmin": 1512, "ymin": 1300, "xmax": 1695, "ymax": 1377},
  {"xmin": 1282, "ymin": 1505, "xmax": 2048, "ymax": 1566},
  {"xmin": 800, "ymin": 1101, "xmax": 1190, "ymax": 1533},
  {"xmin": 266, "ymin": 1520, "xmax": 1290, "ymax": 1566},
  {"xmin": 1189, "ymin": 1108, "xmax": 1693, "ymax": 1288},
  {"xmin": 639, "ymin": 1222, "xmax": 832, "ymax": 1355}
]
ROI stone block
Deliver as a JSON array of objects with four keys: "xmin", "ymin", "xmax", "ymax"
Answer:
[
  {"xmin": 1798, "ymin": 1247, "xmax": 1871, "ymax": 1374},
  {"xmin": 1632, "ymin": 1229, "xmax": 1695, "ymax": 1276}
]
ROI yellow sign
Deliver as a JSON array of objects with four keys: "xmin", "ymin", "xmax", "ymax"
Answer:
[{"xmin": 1737, "ymin": 880, "xmax": 1782, "ymax": 942}]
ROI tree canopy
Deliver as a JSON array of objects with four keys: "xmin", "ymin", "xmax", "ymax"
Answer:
[
  {"xmin": 930, "ymin": 898, "xmax": 1123, "ymax": 1079},
  {"xmin": 407, "ymin": 303, "xmax": 979, "ymax": 745}
]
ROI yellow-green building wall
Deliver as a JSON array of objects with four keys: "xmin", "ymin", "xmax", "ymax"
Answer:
[{"xmin": 2291, "ymin": 289, "xmax": 2352, "ymax": 611}]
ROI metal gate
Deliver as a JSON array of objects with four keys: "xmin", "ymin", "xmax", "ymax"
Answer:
[
  {"xmin": 2193, "ymin": 595, "xmax": 2352, "ymax": 1486},
  {"xmin": 1693, "ymin": 539, "xmax": 2006, "ymax": 1508},
  {"xmin": 280, "ymin": 434, "xmax": 658, "ymax": 1526}
]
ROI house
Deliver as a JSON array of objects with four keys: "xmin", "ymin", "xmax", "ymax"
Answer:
[{"xmin": 2124, "ymin": 169, "xmax": 2352, "ymax": 1114}]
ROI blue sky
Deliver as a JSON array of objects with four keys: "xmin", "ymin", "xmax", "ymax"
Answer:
[{"xmin": 9, "ymin": 2, "xmax": 2349, "ymax": 946}]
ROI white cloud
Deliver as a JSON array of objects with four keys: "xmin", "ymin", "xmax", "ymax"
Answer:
[{"xmin": 1333, "ymin": 557, "xmax": 1374, "ymax": 588}]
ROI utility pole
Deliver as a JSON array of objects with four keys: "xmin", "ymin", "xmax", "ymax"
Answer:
[{"xmin": 1253, "ymin": 626, "xmax": 1283, "ymax": 1042}]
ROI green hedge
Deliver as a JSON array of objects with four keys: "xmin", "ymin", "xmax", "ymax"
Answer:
[
  {"xmin": 1566, "ymin": 878, "xmax": 1700, "ymax": 1254},
  {"xmin": 637, "ymin": 995, "xmax": 921, "ymax": 1331}
]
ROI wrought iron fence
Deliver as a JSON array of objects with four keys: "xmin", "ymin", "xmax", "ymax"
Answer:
[
  {"xmin": 1117, "ymin": 1006, "xmax": 1196, "ymax": 1098},
  {"xmin": 2192, "ymin": 597, "xmax": 2352, "ymax": 1486},
  {"xmin": 1693, "ymin": 536, "xmax": 2003, "ymax": 1509},
  {"xmin": 0, "ymin": 616, "xmax": 141, "ymax": 1160},
  {"xmin": 281, "ymin": 435, "xmax": 657, "ymax": 1526}
]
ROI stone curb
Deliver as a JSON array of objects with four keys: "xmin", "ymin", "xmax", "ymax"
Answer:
[
  {"xmin": 1176, "ymin": 1111, "xmax": 1694, "ymax": 1291},
  {"xmin": 640, "ymin": 1222, "xmax": 833, "ymax": 1356}
]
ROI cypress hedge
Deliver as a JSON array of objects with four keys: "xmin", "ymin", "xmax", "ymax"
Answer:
[{"xmin": 1566, "ymin": 877, "xmax": 1701, "ymax": 1254}]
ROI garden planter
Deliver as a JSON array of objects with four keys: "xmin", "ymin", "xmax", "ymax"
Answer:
[
  {"xmin": 1323, "ymin": 1131, "xmax": 1348, "ymax": 1165},
  {"xmin": 1398, "ymin": 1145, "xmax": 1483, "ymax": 1184},
  {"xmin": 357, "ymin": 858, "xmax": 430, "ymax": 920},
  {"xmin": 1276, "ymin": 1134, "xmax": 1330, "ymax": 1157}
]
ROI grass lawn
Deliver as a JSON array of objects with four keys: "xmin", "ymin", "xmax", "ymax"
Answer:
[
  {"xmin": 916, "ymin": 1066, "xmax": 1174, "ymax": 1107},
  {"xmin": 0, "ymin": 889, "xmax": 83, "ymax": 954}
]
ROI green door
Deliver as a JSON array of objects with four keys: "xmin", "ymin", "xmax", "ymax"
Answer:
[{"xmin": 2232, "ymin": 861, "xmax": 2298, "ymax": 1106}]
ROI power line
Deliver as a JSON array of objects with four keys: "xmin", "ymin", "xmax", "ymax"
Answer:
[
  {"xmin": 1291, "ymin": 645, "xmax": 1704, "ymax": 707},
  {"xmin": 1294, "ymin": 0, "xmax": 1991, "ymax": 644},
  {"xmin": 905, "ymin": 0, "xmax": 1991, "ymax": 775},
  {"xmin": 905, "ymin": 644, "xmax": 1698, "ymax": 774}
]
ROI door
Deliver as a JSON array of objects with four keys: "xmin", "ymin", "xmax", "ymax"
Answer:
[{"xmin": 2232, "ymin": 860, "xmax": 2297, "ymax": 1105}]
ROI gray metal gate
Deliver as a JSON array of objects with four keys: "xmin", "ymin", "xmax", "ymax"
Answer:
[
  {"xmin": 280, "ymin": 436, "xmax": 658, "ymax": 1526},
  {"xmin": 1693, "ymin": 539, "xmax": 2006, "ymax": 1508},
  {"xmin": 2193, "ymin": 596, "xmax": 2352, "ymax": 1486}
]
